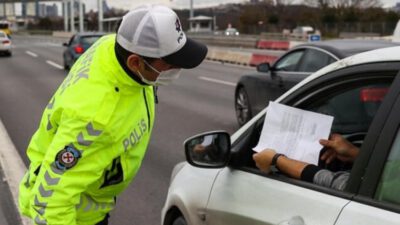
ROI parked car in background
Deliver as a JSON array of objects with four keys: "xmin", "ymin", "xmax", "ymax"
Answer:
[
  {"xmin": 235, "ymin": 39, "xmax": 400, "ymax": 126},
  {"xmin": 0, "ymin": 20, "xmax": 12, "ymax": 36},
  {"xmin": 162, "ymin": 46, "xmax": 400, "ymax": 225},
  {"xmin": 0, "ymin": 30, "xmax": 12, "ymax": 56},
  {"xmin": 225, "ymin": 28, "xmax": 239, "ymax": 36},
  {"xmin": 291, "ymin": 26, "xmax": 314, "ymax": 39},
  {"xmin": 63, "ymin": 32, "xmax": 105, "ymax": 70}
]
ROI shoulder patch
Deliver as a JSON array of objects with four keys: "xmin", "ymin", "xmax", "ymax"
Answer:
[{"xmin": 55, "ymin": 146, "xmax": 81, "ymax": 170}]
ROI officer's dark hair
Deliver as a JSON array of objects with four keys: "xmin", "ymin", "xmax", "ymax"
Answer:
[{"xmin": 114, "ymin": 19, "xmax": 157, "ymax": 67}]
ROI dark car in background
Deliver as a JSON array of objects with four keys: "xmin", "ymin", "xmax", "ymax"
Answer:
[
  {"xmin": 234, "ymin": 39, "xmax": 400, "ymax": 126},
  {"xmin": 63, "ymin": 32, "xmax": 105, "ymax": 70}
]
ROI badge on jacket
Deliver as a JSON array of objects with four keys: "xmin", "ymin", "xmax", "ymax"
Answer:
[{"xmin": 55, "ymin": 146, "xmax": 81, "ymax": 170}]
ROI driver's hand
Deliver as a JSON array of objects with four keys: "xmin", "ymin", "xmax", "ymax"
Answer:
[
  {"xmin": 320, "ymin": 133, "xmax": 360, "ymax": 164},
  {"xmin": 253, "ymin": 149, "xmax": 276, "ymax": 173}
]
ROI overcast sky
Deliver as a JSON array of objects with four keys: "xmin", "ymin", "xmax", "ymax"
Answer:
[
  {"xmin": 14, "ymin": 0, "xmax": 400, "ymax": 15},
  {"xmin": 82, "ymin": 0, "xmax": 400, "ymax": 10}
]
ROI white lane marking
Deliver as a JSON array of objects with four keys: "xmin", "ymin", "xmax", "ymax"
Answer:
[
  {"xmin": 198, "ymin": 76, "xmax": 236, "ymax": 87},
  {"xmin": 46, "ymin": 60, "xmax": 63, "ymax": 70},
  {"xmin": 25, "ymin": 51, "xmax": 38, "ymax": 58},
  {"xmin": 0, "ymin": 119, "xmax": 32, "ymax": 225}
]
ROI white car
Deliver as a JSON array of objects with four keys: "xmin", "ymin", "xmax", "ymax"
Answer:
[
  {"xmin": 162, "ymin": 46, "xmax": 400, "ymax": 225},
  {"xmin": 0, "ymin": 31, "xmax": 11, "ymax": 56},
  {"xmin": 225, "ymin": 28, "xmax": 239, "ymax": 36}
]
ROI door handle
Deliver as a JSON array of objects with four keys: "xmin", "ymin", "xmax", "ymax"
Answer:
[
  {"xmin": 278, "ymin": 216, "xmax": 305, "ymax": 225},
  {"xmin": 197, "ymin": 211, "xmax": 206, "ymax": 221}
]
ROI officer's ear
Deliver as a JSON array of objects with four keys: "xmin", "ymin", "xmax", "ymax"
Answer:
[{"xmin": 126, "ymin": 54, "xmax": 142, "ymax": 72}]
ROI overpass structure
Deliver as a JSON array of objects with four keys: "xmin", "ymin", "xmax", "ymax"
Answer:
[{"xmin": 1, "ymin": 0, "xmax": 106, "ymax": 33}]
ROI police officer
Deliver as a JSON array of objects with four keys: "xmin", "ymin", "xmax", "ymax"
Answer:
[{"xmin": 19, "ymin": 4, "xmax": 207, "ymax": 225}]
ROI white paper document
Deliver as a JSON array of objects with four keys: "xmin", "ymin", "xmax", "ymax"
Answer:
[{"xmin": 253, "ymin": 102, "xmax": 334, "ymax": 165}]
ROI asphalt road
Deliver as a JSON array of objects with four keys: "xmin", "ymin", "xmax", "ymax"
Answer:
[{"xmin": 0, "ymin": 36, "xmax": 254, "ymax": 225}]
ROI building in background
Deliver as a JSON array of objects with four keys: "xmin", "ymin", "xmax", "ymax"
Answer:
[
  {"xmin": 0, "ymin": 3, "xmax": 16, "ymax": 19},
  {"xmin": 63, "ymin": 0, "xmax": 85, "ymax": 18},
  {"xmin": 103, "ymin": 0, "xmax": 110, "ymax": 13},
  {"xmin": 38, "ymin": 3, "xmax": 58, "ymax": 18},
  {"xmin": 188, "ymin": 15, "xmax": 213, "ymax": 33},
  {"xmin": 46, "ymin": 4, "xmax": 58, "ymax": 17}
]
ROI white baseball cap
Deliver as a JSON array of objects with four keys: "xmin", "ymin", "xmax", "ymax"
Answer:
[{"xmin": 116, "ymin": 4, "xmax": 208, "ymax": 69}]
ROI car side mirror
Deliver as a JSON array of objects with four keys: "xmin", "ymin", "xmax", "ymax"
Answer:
[
  {"xmin": 184, "ymin": 131, "xmax": 231, "ymax": 168},
  {"xmin": 63, "ymin": 42, "xmax": 68, "ymax": 47},
  {"xmin": 256, "ymin": 62, "xmax": 271, "ymax": 73}
]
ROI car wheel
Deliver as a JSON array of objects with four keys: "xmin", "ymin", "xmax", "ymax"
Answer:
[
  {"xmin": 171, "ymin": 216, "xmax": 187, "ymax": 225},
  {"xmin": 235, "ymin": 86, "xmax": 252, "ymax": 126},
  {"xmin": 64, "ymin": 61, "xmax": 69, "ymax": 70},
  {"xmin": 7, "ymin": 51, "xmax": 12, "ymax": 57}
]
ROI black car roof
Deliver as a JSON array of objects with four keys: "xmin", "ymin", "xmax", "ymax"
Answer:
[{"xmin": 294, "ymin": 39, "xmax": 400, "ymax": 59}]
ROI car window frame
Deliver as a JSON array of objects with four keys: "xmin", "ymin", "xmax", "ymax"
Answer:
[
  {"xmin": 272, "ymin": 46, "xmax": 339, "ymax": 75},
  {"xmin": 79, "ymin": 35, "xmax": 102, "ymax": 46},
  {"xmin": 297, "ymin": 48, "xmax": 337, "ymax": 72},
  {"xmin": 347, "ymin": 71, "xmax": 400, "ymax": 214},
  {"xmin": 273, "ymin": 49, "xmax": 306, "ymax": 72},
  {"xmin": 68, "ymin": 35, "xmax": 76, "ymax": 46},
  {"xmin": 230, "ymin": 62, "xmax": 400, "ymax": 198},
  {"xmin": 278, "ymin": 63, "xmax": 400, "ymax": 196}
]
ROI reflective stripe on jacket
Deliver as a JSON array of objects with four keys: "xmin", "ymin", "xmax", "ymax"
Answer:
[{"xmin": 19, "ymin": 34, "xmax": 155, "ymax": 225}]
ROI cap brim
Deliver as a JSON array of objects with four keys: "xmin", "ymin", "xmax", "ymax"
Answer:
[{"xmin": 162, "ymin": 38, "xmax": 208, "ymax": 69}]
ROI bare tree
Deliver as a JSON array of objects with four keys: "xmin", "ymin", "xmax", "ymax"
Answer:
[
  {"xmin": 303, "ymin": 0, "xmax": 382, "ymax": 8},
  {"xmin": 275, "ymin": 0, "xmax": 295, "ymax": 6}
]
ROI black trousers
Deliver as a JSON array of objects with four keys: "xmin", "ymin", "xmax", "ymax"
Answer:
[{"xmin": 95, "ymin": 214, "xmax": 109, "ymax": 225}]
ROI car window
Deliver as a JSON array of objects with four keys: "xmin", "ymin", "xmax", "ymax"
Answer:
[
  {"xmin": 226, "ymin": 28, "xmax": 237, "ymax": 32},
  {"xmin": 68, "ymin": 35, "xmax": 76, "ymax": 46},
  {"xmin": 0, "ymin": 32, "xmax": 5, "ymax": 38},
  {"xmin": 297, "ymin": 49, "xmax": 336, "ymax": 72},
  {"xmin": 375, "ymin": 127, "xmax": 400, "ymax": 205},
  {"xmin": 306, "ymin": 83, "xmax": 390, "ymax": 135},
  {"xmin": 81, "ymin": 36, "xmax": 101, "ymax": 45},
  {"xmin": 274, "ymin": 50, "xmax": 305, "ymax": 71},
  {"xmin": 232, "ymin": 72, "xmax": 395, "ymax": 173}
]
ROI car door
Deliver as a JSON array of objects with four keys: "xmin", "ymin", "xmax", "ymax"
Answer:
[
  {"xmin": 204, "ymin": 62, "xmax": 400, "ymax": 225},
  {"xmin": 335, "ymin": 71, "xmax": 400, "ymax": 225}
]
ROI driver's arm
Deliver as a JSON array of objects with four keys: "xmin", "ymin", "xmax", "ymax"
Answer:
[{"xmin": 253, "ymin": 149, "xmax": 350, "ymax": 191}]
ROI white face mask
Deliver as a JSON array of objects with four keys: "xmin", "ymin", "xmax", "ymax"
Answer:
[{"xmin": 137, "ymin": 60, "xmax": 181, "ymax": 86}]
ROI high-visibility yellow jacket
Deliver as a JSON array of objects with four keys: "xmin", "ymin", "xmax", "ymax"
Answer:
[{"xmin": 19, "ymin": 34, "xmax": 155, "ymax": 225}]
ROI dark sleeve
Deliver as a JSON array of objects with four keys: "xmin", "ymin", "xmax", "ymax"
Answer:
[{"xmin": 300, "ymin": 164, "xmax": 322, "ymax": 183}]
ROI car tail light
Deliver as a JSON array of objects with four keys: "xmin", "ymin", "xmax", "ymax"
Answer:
[
  {"xmin": 2, "ymin": 40, "xmax": 10, "ymax": 44},
  {"xmin": 360, "ymin": 87, "xmax": 388, "ymax": 102},
  {"xmin": 74, "ymin": 45, "xmax": 84, "ymax": 54}
]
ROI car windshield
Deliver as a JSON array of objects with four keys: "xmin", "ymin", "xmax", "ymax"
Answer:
[
  {"xmin": 226, "ymin": 28, "xmax": 238, "ymax": 33},
  {"xmin": 81, "ymin": 36, "xmax": 101, "ymax": 45}
]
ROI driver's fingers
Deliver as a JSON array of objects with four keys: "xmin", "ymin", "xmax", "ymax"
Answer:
[
  {"xmin": 321, "ymin": 149, "xmax": 332, "ymax": 160},
  {"xmin": 326, "ymin": 152, "xmax": 337, "ymax": 164},
  {"xmin": 320, "ymin": 138, "xmax": 336, "ymax": 149},
  {"xmin": 253, "ymin": 154, "xmax": 270, "ymax": 172},
  {"xmin": 321, "ymin": 149, "xmax": 336, "ymax": 164}
]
